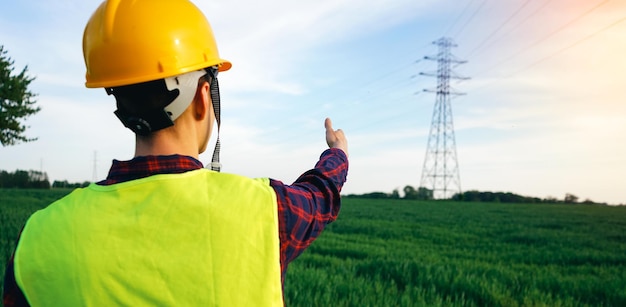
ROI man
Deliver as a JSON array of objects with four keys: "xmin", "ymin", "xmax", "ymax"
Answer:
[{"xmin": 2, "ymin": 0, "xmax": 348, "ymax": 306}]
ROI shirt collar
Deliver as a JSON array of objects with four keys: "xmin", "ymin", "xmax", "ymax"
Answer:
[{"xmin": 99, "ymin": 154, "xmax": 204, "ymax": 185}]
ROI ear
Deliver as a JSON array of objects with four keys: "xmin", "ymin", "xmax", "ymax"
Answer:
[{"xmin": 193, "ymin": 81, "xmax": 211, "ymax": 121}]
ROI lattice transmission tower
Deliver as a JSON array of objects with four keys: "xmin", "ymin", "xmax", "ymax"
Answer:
[{"xmin": 419, "ymin": 37, "xmax": 468, "ymax": 199}]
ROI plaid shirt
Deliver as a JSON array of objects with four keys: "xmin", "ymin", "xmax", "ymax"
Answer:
[{"xmin": 3, "ymin": 148, "xmax": 348, "ymax": 306}]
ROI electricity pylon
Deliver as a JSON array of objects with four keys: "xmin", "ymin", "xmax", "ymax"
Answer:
[{"xmin": 419, "ymin": 37, "xmax": 468, "ymax": 199}]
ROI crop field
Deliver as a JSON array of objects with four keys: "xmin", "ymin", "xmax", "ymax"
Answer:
[{"xmin": 1, "ymin": 189, "xmax": 625, "ymax": 306}]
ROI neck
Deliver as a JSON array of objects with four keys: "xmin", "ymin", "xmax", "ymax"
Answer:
[{"xmin": 134, "ymin": 125, "xmax": 200, "ymax": 159}]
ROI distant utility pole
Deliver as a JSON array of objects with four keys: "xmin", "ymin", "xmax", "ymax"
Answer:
[
  {"xmin": 419, "ymin": 37, "xmax": 468, "ymax": 199},
  {"xmin": 92, "ymin": 151, "xmax": 98, "ymax": 182}
]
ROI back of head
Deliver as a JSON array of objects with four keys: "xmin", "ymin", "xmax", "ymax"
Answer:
[{"xmin": 82, "ymin": 0, "xmax": 231, "ymax": 134}]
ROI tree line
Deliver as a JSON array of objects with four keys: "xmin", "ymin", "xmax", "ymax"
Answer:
[
  {"xmin": 0, "ymin": 170, "xmax": 609, "ymax": 205},
  {"xmin": 345, "ymin": 186, "xmax": 608, "ymax": 206},
  {"xmin": 0, "ymin": 169, "xmax": 90, "ymax": 189}
]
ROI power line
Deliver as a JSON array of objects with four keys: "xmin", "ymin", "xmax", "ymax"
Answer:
[
  {"xmin": 443, "ymin": 0, "xmax": 477, "ymax": 37},
  {"xmin": 467, "ymin": 15, "xmax": 626, "ymax": 94},
  {"xmin": 465, "ymin": 0, "xmax": 533, "ymax": 58},
  {"xmin": 466, "ymin": 0, "xmax": 555, "ymax": 59},
  {"xmin": 473, "ymin": 0, "xmax": 610, "ymax": 78},
  {"xmin": 259, "ymin": 43, "xmax": 463, "ymax": 146},
  {"xmin": 501, "ymin": 16, "xmax": 626, "ymax": 79},
  {"xmin": 255, "ymin": 58, "xmax": 436, "ymax": 146},
  {"xmin": 241, "ymin": 61, "xmax": 425, "ymax": 147},
  {"xmin": 241, "ymin": 1, "xmax": 615, "ymax": 149},
  {"xmin": 230, "ymin": 1, "xmax": 615, "ymax": 152},
  {"xmin": 452, "ymin": 0, "xmax": 489, "ymax": 39}
]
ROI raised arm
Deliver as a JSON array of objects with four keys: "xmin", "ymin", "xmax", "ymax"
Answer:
[{"xmin": 269, "ymin": 118, "xmax": 349, "ymax": 282}]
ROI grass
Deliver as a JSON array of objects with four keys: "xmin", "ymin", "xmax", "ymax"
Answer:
[
  {"xmin": 283, "ymin": 199, "xmax": 626, "ymax": 306},
  {"xmin": 1, "ymin": 190, "xmax": 625, "ymax": 306},
  {"xmin": 0, "ymin": 188, "xmax": 72, "ymax": 290}
]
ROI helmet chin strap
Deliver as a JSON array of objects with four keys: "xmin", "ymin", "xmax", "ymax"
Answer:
[
  {"xmin": 208, "ymin": 74, "xmax": 222, "ymax": 172},
  {"xmin": 168, "ymin": 67, "xmax": 222, "ymax": 172}
]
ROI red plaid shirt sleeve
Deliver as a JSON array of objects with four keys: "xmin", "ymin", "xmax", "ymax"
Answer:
[
  {"xmin": 270, "ymin": 148, "xmax": 349, "ymax": 283},
  {"xmin": 3, "ymin": 230, "xmax": 27, "ymax": 307}
]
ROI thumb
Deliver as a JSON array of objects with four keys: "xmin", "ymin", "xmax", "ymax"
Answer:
[
  {"xmin": 325, "ymin": 118, "xmax": 338, "ymax": 145},
  {"xmin": 324, "ymin": 117, "xmax": 348, "ymax": 157},
  {"xmin": 325, "ymin": 118, "xmax": 333, "ymax": 133}
]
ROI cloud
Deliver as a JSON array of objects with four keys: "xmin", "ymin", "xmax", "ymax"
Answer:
[{"xmin": 198, "ymin": 0, "xmax": 437, "ymax": 94}]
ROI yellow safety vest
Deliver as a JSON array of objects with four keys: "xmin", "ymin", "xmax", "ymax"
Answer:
[{"xmin": 14, "ymin": 169, "xmax": 283, "ymax": 306}]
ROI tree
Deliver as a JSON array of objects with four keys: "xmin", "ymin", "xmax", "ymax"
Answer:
[
  {"xmin": 0, "ymin": 169, "xmax": 50, "ymax": 188},
  {"xmin": 0, "ymin": 45, "xmax": 40, "ymax": 146},
  {"xmin": 564, "ymin": 193, "xmax": 579, "ymax": 204},
  {"xmin": 416, "ymin": 187, "xmax": 434, "ymax": 200},
  {"xmin": 390, "ymin": 189, "xmax": 400, "ymax": 199},
  {"xmin": 403, "ymin": 185, "xmax": 417, "ymax": 199},
  {"xmin": 403, "ymin": 185, "xmax": 434, "ymax": 200}
]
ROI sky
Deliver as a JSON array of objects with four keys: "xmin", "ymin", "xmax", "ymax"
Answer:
[{"xmin": 1, "ymin": 0, "xmax": 625, "ymax": 205}]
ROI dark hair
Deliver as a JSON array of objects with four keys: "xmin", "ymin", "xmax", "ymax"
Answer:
[
  {"xmin": 109, "ymin": 75, "xmax": 211, "ymax": 115},
  {"xmin": 107, "ymin": 72, "xmax": 212, "ymax": 135},
  {"xmin": 108, "ymin": 79, "xmax": 179, "ymax": 115}
]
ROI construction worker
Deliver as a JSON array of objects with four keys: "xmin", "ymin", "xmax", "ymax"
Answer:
[{"xmin": 2, "ymin": 0, "xmax": 348, "ymax": 306}]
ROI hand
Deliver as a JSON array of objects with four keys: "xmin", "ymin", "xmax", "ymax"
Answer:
[{"xmin": 325, "ymin": 118, "xmax": 348, "ymax": 157}]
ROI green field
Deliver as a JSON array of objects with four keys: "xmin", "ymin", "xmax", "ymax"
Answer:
[{"xmin": 2, "ymin": 189, "xmax": 625, "ymax": 306}]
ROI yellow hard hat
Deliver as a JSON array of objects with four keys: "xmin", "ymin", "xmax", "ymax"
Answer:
[{"xmin": 83, "ymin": 0, "xmax": 231, "ymax": 88}]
